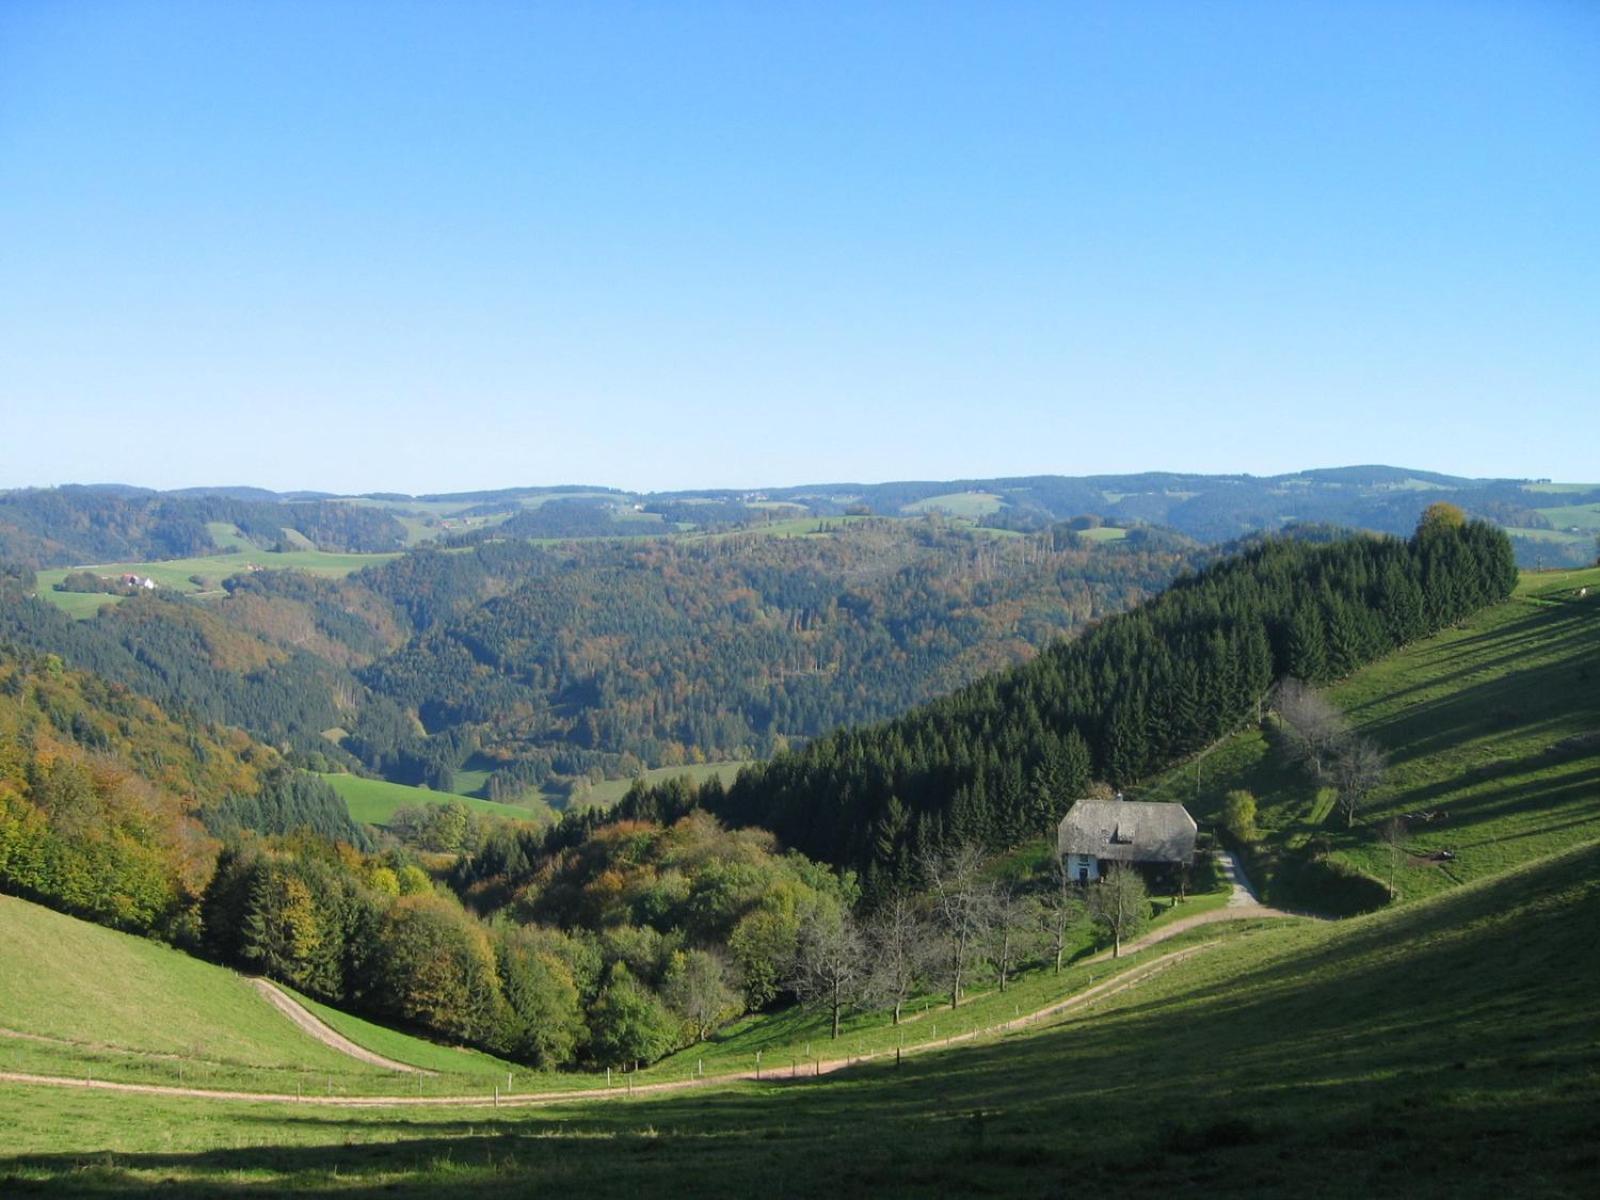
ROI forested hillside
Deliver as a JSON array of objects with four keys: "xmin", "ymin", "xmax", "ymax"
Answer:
[
  {"xmin": 6, "ymin": 466, "xmax": 1596, "ymax": 572},
  {"xmin": 0, "ymin": 641, "xmax": 851, "ymax": 1069},
  {"xmin": 0, "ymin": 647, "xmax": 362, "ymax": 936},
  {"xmin": 2, "ymin": 521, "xmax": 1203, "ymax": 796},
  {"xmin": 710, "ymin": 518, "xmax": 1518, "ymax": 884},
  {"xmin": 0, "ymin": 487, "xmax": 407, "ymax": 566},
  {"xmin": 353, "ymin": 522, "xmax": 1197, "ymax": 779}
]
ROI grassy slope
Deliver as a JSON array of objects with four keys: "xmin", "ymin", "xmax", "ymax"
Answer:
[
  {"xmin": 3, "ymin": 843, "xmax": 1595, "ymax": 1196},
  {"xmin": 1535, "ymin": 503, "xmax": 1600, "ymax": 531},
  {"xmin": 900, "ymin": 491, "xmax": 1004, "ymax": 518},
  {"xmin": 0, "ymin": 894, "xmax": 515, "ymax": 1096},
  {"xmin": 1141, "ymin": 566, "xmax": 1600, "ymax": 908},
  {"xmin": 319, "ymin": 773, "xmax": 538, "ymax": 826}
]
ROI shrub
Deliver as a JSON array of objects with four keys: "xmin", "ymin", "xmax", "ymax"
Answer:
[{"xmin": 1221, "ymin": 789, "xmax": 1258, "ymax": 843}]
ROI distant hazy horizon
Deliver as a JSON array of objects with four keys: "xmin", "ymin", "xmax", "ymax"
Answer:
[{"xmin": 8, "ymin": 462, "xmax": 1594, "ymax": 502}]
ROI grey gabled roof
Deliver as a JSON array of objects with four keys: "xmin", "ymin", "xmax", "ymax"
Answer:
[{"xmin": 1057, "ymin": 799, "xmax": 1197, "ymax": 865}]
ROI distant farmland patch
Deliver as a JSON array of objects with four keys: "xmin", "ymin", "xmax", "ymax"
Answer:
[
  {"xmin": 34, "ymin": 547, "xmax": 404, "ymax": 616},
  {"xmin": 204, "ymin": 521, "xmax": 255, "ymax": 552},
  {"xmin": 1077, "ymin": 525, "xmax": 1130, "ymax": 542},
  {"xmin": 900, "ymin": 491, "xmax": 1004, "ymax": 518},
  {"xmin": 1535, "ymin": 503, "xmax": 1600, "ymax": 532}
]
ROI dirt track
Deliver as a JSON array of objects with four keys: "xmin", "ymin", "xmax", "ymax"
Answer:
[
  {"xmin": 248, "ymin": 979, "xmax": 431, "ymax": 1074},
  {"xmin": 0, "ymin": 938, "xmax": 1230, "ymax": 1110}
]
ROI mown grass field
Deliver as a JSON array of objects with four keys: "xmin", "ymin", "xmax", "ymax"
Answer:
[
  {"xmin": 35, "ymin": 548, "xmax": 403, "ymax": 616},
  {"xmin": 0, "ymin": 895, "xmax": 518, "ymax": 1098},
  {"xmin": 1535, "ymin": 503, "xmax": 1600, "ymax": 531},
  {"xmin": 1077, "ymin": 524, "xmax": 1130, "ymax": 542},
  {"xmin": 899, "ymin": 491, "xmax": 1005, "ymax": 518},
  {"xmin": 0, "ymin": 871, "xmax": 1228, "ymax": 1103},
  {"xmin": 203, "ymin": 522, "xmax": 255, "ymax": 552},
  {"xmin": 4, "ymin": 841, "xmax": 1596, "ymax": 1196},
  {"xmin": 569, "ymin": 760, "xmax": 751, "ymax": 810},
  {"xmin": 1142, "ymin": 566, "xmax": 1600, "ymax": 909},
  {"xmin": 319, "ymin": 773, "xmax": 541, "ymax": 827}
]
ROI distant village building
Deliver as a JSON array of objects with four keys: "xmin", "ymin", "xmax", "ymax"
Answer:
[{"xmin": 1057, "ymin": 797, "xmax": 1197, "ymax": 884}]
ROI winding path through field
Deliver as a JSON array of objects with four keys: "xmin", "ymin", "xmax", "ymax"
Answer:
[
  {"xmin": 0, "ymin": 938, "xmax": 1235, "ymax": 1109},
  {"xmin": 248, "ymin": 979, "xmax": 432, "ymax": 1075},
  {"xmin": 0, "ymin": 865, "xmax": 1312, "ymax": 1111}
]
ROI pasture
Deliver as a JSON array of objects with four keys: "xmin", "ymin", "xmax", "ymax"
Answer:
[
  {"xmin": 1534, "ymin": 503, "xmax": 1600, "ymax": 532},
  {"xmin": 319, "ymin": 774, "xmax": 541, "ymax": 827},
  {"xmin": 899, "ymin": 491, "xmax": 1005, "ymax": 518},
  {"xmin": 0, "ymin": 894, "xmax": 518, "ymax": 1098},
  {"xmin": 1076, "ymin": 524, "xmax": 1130, "ymax": 542},
  {"xmin": 1141, "ymin": 566, "xmax": 1600, "ymax": 910},
  {"xmin": 3, "ymin": 841, "xmax": 1595, "ymax": 1195},
  {"xmin": 34, "ymin": 548, "xmax": 404, "ymax": 616}
]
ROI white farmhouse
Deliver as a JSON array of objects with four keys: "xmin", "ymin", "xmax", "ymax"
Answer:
[{"xmin": 1057, "ymin": 798, "xmax": 1197, "ymax": 884}]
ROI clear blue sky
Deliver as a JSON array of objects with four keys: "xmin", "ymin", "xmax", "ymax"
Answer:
[{"xmin": 2, "ymin": 1, "xmax": 1596, "ymax": 494}]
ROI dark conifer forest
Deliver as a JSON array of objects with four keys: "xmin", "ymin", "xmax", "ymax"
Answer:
[{"xmin": 710, "ymin": 521, "xmax": 1518, "ymax": 882}]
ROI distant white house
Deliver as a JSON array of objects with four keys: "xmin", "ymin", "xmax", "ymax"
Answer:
[{"xmin": 1057, "ymin": 797, "xmax": 1197, "ymax": 883}]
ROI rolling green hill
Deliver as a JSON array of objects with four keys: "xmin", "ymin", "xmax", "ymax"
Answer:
[
  {"xmin": 1141, "ymin": 565, "xmax": 1600, "ymax": 911},
  {"xmin": 0, "ymin": 893, "xmax": 517, "ymax": 1097},
  {"xmin": 3, "ymin": 839, "xmax": 1595, "ymax": 1195}
]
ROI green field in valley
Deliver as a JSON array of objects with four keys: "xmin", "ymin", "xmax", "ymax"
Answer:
[
  {"xmin": 1141, "ymin": 566, "xmax": 1600, "ymax": 911},
  {"xmin": 320, "ymin": 773, "xmax": 543, "ymax": 827}
]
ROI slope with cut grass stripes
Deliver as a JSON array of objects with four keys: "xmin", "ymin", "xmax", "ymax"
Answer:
[
  {"xmin": 1142, "ymin": 566, "xmax": 1600, "ymax": 910},
  {"xmin": 0, "ymin": 894, "xmax": 518, "ymax": 1098},
  {"xmin": 3, "ymin": 841, "xmax": 1597, "ymax": 1195}
]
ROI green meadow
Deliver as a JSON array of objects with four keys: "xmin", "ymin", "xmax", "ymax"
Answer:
[
  {"xmin": 0, "ymin": 894, "xmax": 518, "ymax": 1098},
  {"xmin": 319, "ymin": 773, "xmax": 542, "ymax": 827},
  {"xmin": 35, "ymin": 548, "xmax": 403, "ymax": 616},
  {"xmin": 3, "ymin": 841, "xmax": 1595, "ymax": 1196},
  {"xmin": 1141, "ymin": 566, "xmax": 1600, "ymax": 909},
  {"xmin": 899, "ymin": 491, "xmax": 1005, "ymax": 518},
  {"xmin": 1535, "ymin": 503, "xmax": 1600, "ymax": 531},
  {"xmin": 1076, "ymin": 524, "xmax": 1130, "ymax": 542}
]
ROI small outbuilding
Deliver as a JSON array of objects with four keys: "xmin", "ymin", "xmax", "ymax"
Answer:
[{"xmin": 1057, "ymin": 797, "xmax": 1198, "ymax": 884}]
